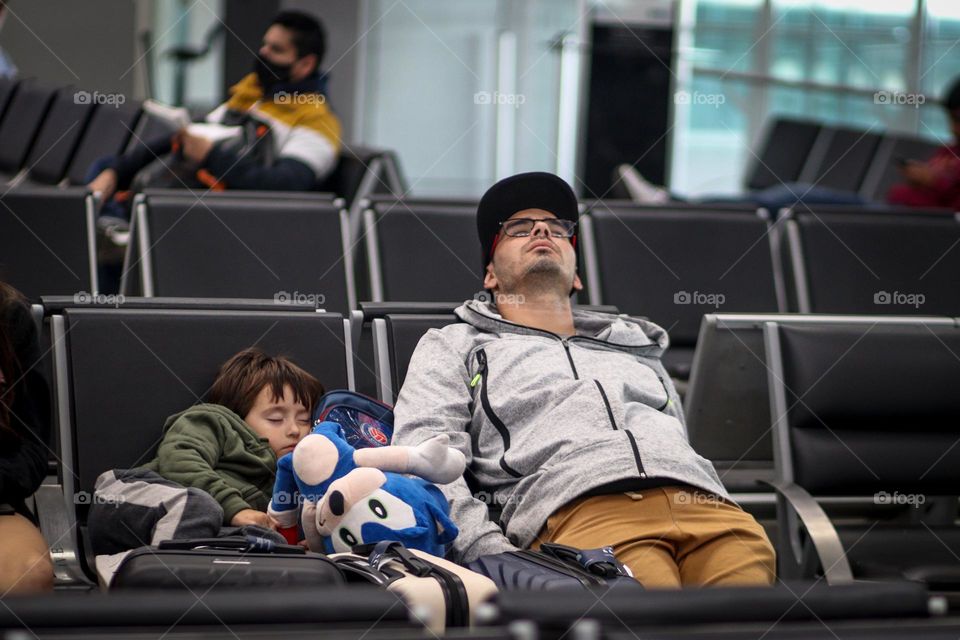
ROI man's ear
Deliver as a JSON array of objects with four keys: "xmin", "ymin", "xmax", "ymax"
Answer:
[
  {"xmin": 482, "ymin": 263, "xmax": 498, "ymax": 291},
  {"xmin": 293, "ymin": 53, "xmax": 318, "ymax": 81},
  {"xmin": 571, "ymin": 272, "xmax": 584, "ymax": 292}
]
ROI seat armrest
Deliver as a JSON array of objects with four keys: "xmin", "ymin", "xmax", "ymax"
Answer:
[
  {"xmin": 762, "ymin": 480, "xmax": 854, "ymax": 584},
  {"xmin": 33, "ymin": 483, "xmax": 96, "ymax": 588}
]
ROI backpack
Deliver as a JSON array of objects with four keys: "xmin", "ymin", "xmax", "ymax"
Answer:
[{"xmin": 311, "ymin": 390, "xmax": 394, "ymax": 449}]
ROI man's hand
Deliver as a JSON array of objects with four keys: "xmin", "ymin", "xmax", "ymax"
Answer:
[
  {"xmin": 88, "ymin": 168, "xmax": 118, "ymax": 202},
  {"xmin": 230, "ymin": 508, "xmax": 278, "ymax": 530},
  {"xmin": 898, "ymin": 161, "xmax": 936, "ymax": 187},
  {"xmin": 179, "ymin": 130, "xmax": 214, "ymax": 164}
]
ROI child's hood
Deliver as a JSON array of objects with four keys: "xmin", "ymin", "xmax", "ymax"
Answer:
[{"xmin": 161, "ymin": 402, "xmax": 272, "ymax": 452}]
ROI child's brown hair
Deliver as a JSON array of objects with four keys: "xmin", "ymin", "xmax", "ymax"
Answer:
[{"xmin": 207, "ymin": 348, "xmax": 324, "ymax": 418}]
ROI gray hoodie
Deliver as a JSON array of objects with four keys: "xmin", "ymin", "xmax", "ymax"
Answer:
[{"xmin": 391, "ymin": 300, "xmax": 729, "ymax": 563}]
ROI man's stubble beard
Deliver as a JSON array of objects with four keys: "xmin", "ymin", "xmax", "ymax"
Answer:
[{"xmin": 497, "ymin": 255, "xmax": 572, "ymax": 299}]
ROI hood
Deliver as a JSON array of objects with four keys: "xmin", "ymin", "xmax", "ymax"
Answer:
[
  {"xmin": 454, "ymin": 299, "xmax": 670, "ymax": 355},
  {"xmin": 161, "ymin": 403, "xmax": 271, "ymax": 451}
]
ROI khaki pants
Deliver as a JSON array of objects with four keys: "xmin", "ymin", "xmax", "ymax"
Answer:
[{"xmin": 531, "ymin": 486, "xmax": 776, "ymax": 589}]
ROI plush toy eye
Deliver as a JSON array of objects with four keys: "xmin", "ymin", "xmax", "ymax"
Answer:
[
  {"xmin": 369, "ymin": 498, "xmax": 388, "ymax": 519},
  {"xmin": 339, "ymin": 528, "xmax": 358, "ymax": 547}
]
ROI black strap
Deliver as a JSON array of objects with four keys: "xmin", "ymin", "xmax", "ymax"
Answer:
[
  {"xmin": 360, "ymin": 540, "xmax": 432, "ymax": 577},
  {"xmin": 540, "ymin": 542, "xmax": 629, "ymax": 578}
]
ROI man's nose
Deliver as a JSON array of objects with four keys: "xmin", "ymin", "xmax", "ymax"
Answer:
[{"xmin": 531, "ymin": 221, "xmax": 551, "ymax": 237}]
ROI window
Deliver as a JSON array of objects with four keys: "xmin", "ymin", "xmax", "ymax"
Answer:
[{"xmin": 672, "ymin": 0, "xmax": 960, "ymax": 196}]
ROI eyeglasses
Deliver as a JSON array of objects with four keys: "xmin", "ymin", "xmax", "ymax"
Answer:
[{"xmin": 499, "ymin": 218, "xmax": 577, "ymax": 238}]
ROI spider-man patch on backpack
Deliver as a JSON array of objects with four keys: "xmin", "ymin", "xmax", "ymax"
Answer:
[{"xmin": 312, "ymin": 390, "xmax": 394, "ymax": 449}]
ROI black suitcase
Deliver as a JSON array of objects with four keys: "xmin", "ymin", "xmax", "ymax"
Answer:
[
  {"xmin": 111, "ymin": 536, "xmax": 345, "ymax": 590},
  {"xmin": 466, "ymin": 543, "xmax": 642, "ymax": 590}
]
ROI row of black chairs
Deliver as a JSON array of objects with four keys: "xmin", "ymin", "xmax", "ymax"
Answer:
[
  {"xmin": 1, "ymin": 581, "xmax": 955, "ymax": 638},
  {"xmin": 25, "ymin": 297, "xmax": 960, "ymax": 597},
  {"xmin": 1, "ymin": 581, "xmax": 953, "ymax": 638},
  {"xmin": 360, "ymin": 197, "xmax": 960, "ymax": 378},
  {"xmin": 4, "ymin": 189, "xmax": 959, "ymax": 384},
  {"xmin": 0, "ymin": 76, "xmax": 406, "ymax": 201},
  {"xmin": 744, "ymin": 116, "xmax": 943, "ymax": 201},
  {"xmin": 0, "ymin": 77, "xmax": 139, "ymax": 187}
]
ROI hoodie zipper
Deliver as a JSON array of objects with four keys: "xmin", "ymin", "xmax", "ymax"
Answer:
[
  {"xmin": 624, "ymin": 430, "xmax": 646, "ymax": 478},
  {"xmin": 473, "ymin": 349, "xmax": 523, "ymax": 478},
  {"xmin": 561, "ymin": 339, "xmax": 580, "ymax": 379},
  {"xmin": 594, "ymin": 380, "xmax": 618, "ymax": 430},
  {"xmin": 470, "ymin": 314, "xmax": 659, "ymax": 481},
  {"xmin": 565, "ymin": 336, "xmax": 648, "ymax": 478},
  {"xmin": 594, "ymin": 379, "xmax": 646, "ymax": 478}
]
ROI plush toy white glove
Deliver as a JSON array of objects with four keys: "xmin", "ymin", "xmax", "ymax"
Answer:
[
  {"xmin": 406, "ymin": 433, "xmax": 466, "ymax": 483},
  {"xmin": 352, "ymin": 433, "xmax": 466, "ymax": 484}
]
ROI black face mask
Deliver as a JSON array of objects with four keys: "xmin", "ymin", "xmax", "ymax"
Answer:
[{"xmin": 253, "ymin": 54, "xmax": 294, "ymax": 93}]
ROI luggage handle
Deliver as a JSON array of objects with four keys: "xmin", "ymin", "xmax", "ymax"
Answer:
[
  {"xmin": 540, "ymin": 542, "xmax": 631, "ymax": 578},
  {"xmin": 157, "ymin": 536, "xmax": 305, "ymax": 555},
  {"xmin": 357, "ymin": 540, "xmax": 432, "ymax": 577}
]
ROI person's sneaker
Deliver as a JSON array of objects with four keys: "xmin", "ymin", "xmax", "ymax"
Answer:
[
  {"xmin": 617, "ymin": 164, "xmax": 671, "ymax": 204},
  {"xmin": 96, "ymin": 216, "xmax": 129, "ymax": 265}
]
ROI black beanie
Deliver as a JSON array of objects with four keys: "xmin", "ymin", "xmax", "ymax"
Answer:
[{"xmin": 476, "ymin": 172, "xmax": 579, "ymax": 271}]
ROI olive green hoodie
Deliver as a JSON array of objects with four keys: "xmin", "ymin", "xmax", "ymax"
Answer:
[{"xmin": 142, "ymin": 403, "xmax": 277, "ymax": 524}]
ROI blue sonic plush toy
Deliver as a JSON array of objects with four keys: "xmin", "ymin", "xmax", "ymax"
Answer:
[{"xmin": 269, "ymin": 421, "xmax": 465, "ymax": 556}]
